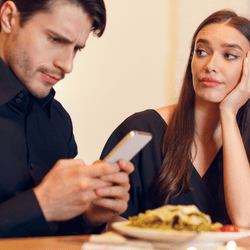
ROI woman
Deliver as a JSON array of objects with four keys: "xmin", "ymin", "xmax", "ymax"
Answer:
[{"xmin": 100, "ymin": 10, "xmax": 250, "ymax": 227}]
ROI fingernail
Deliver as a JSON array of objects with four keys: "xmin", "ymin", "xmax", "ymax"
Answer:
[
  {"xmin": 93, "ymin": 159, "xmax": 102, "ymax": 164},
  {"xmin": 94, "ymin": 189, "xmax": 100, "ymax": 196},
  {"xmin": 118, "ymin": 159, "xmax": 127, "ymax": 170}
]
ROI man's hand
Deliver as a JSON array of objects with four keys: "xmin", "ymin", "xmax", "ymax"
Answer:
[
  {"xmin": 33, "ymin": 159, "xmax": 126, "ymax": 222},
  {"xmin": 82, "ymin": 159, "xmax": 134, "ymax": 231}
]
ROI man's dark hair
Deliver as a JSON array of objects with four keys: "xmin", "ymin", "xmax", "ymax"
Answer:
[{"xmin": 0, "ymin": 0, "xmax": 106, "ymax": 36}]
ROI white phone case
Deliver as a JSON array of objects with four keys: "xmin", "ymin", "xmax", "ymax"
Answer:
[{"xmin": 103, "ymin": 130, "xmax": 152, "ymax": 163}]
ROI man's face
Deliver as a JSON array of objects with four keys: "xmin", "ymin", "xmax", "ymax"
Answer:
[{"xmin": 1, "ymin": 2, "xmax": 93, "ymax": 98}]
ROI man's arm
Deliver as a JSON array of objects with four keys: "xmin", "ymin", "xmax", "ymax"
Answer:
[
  {"xmin": 0, "ymin": 189, "xmax": 51, "ymax": 238},
  {"xmin": 34, "ymin": 158, "xmax": 133, "ymax": 230}
]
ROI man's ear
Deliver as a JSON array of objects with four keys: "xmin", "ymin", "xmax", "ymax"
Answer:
[{"xmin": 1, "ymin": 1, "xmax": 19, "ymax": 33}]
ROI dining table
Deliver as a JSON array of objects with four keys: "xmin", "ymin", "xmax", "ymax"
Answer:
[
  {"xmin": 1, "ymin": 232, "xmax": 250, "ymax": 250},
  {"xmin": 0, "ymin": 235, "xmax": 89, "ymax": 250}
]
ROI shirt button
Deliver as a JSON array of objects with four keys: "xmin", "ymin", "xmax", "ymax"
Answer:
[
  {"xmin": 16, "ymin": 98, "xmax": 21, "ymax": 103},
  {"xmin": 30, "ymin": 163, "xmax": 34, "ymax": 170},
  {"xmin": 18, "ymin": 93, "xmax": 24, "ymax": 98}
]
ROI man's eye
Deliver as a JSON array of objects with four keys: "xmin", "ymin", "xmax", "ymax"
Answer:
[
  {"xmin": 74, "ymin": 47, "xmax": 82, "ymax": 53},
  {"xmin": 50, "ymin": 36, "xmax": 59, "ymax": 43}
]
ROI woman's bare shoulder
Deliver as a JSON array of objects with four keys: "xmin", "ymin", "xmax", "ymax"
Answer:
[{"xmin": 155, "ymin": 104, "xmax": 176, "ymax": 125}]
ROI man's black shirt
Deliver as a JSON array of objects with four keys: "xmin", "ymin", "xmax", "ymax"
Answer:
[{"xmin": 0, "ymin": 58, "xmax": 78, "ymax": 237}]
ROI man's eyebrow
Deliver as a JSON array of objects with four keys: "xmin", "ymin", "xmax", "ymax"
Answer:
[
  {"xmin": 196, "ymin": 38, "xmax": 244, "ymax": 52},
  {"xmin": 48, "ymin": 30, "xmax": 86, "ymax": 49}
]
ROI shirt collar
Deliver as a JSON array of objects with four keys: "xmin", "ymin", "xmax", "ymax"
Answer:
[
  {"xmin": 0, "ymin": 57, "xmax": 55, "ymax": 117},
  {"xmin": 0, "ymin": 57, "xmax": 24, "ymax": 106},
  {"xmin": 30, "ymin": 89, "xmax": 55, "ymax": 118}
]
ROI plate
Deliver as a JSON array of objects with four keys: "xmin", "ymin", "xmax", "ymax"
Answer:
[{"xmin": 112, "ymin": 221, "xmax": 250, "ymax": 245}]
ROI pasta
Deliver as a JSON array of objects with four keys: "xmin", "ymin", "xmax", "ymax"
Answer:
[{"xmin": 128, "ymin": 205, "xmax": 223, "ymax": 232}]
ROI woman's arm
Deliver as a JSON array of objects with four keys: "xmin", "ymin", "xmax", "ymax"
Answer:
[{"xmin": 220, "ymin": 52, "xmax": 250, "ymax": 227}]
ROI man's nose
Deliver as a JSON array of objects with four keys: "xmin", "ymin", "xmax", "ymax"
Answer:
[{"xmin": 53, "ymin": 51, "xmax": 74, "ymax": 74}]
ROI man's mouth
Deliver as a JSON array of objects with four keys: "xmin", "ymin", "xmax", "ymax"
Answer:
[{"xmin": 42, "ymin": 73, "xmax": 60, "ymax": 84}]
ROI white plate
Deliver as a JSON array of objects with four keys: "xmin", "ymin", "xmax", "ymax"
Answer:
[{"xmin": 112, "ymin": 221, "xmax": 250, "ymax": 245}]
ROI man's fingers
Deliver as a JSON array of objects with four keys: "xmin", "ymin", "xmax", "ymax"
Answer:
[
  {"xmin": 100, "ymin": 172, "xmax": 129, "ymax": 185},
  {"xmin": 95, "ymin": 184, "xmax": 130, "ymax": 200},
  {"xmin": 93, "ymin": 159, "xmax": 102, "ymax": 164},
  {"xmin": 77, "ymin": 177, "xmax": 113, "ymax": 192},
  {"xmin": 94, "ymin": 159, "xmax": 135, "ymax": 175},
  {"xmin": 92, "ymin": 197, "xmax": 129, "ymax": 214},
  {"xmin": 54, "ymin": 159, "xmax": 123, "ymax": 179},
  {"xmin": 118, "ymin": 160, "xmax": 134, "ymax": 174},
  {"xmin": 82, "ymin": 162, "xmax": 121, "ymax": 178}
]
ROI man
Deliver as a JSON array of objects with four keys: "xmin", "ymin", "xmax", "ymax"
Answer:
[{"xmin": 0, "ymin": 0, "xmax": 134, "ymax": 238}]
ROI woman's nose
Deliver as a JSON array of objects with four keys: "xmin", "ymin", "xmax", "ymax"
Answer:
[{"xmin": 205, "ymin": 54, "xmax": 220, "ymax": 73}]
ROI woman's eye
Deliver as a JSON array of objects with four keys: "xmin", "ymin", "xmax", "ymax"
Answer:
[
  {"xmin": 225, "ymin": 53, "xmax": 238, "ymax": 60},
  {"xmin": 195, "ymin": 49, "xmax": 207, "ymax": 57}
]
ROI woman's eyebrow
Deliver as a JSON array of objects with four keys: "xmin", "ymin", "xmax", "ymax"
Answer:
[
  {"xmin": 196, "ymin": 38, "xmax": 210, "ymax": 45},
  {"xmin": 196, "ymin": 39, "xmax": 243, "ymax": 52},
  {"xmin": 221, "ymin": 43, "xmax": 243, "ymax": 52}
]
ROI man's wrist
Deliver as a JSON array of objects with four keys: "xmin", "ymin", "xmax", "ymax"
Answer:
[{"xmin": 81, "ymin": 214, "xmax": 106, "ymax": 234}]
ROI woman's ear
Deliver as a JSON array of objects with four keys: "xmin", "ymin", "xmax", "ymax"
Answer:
[{"xmin": 1, "ymin": 1, "xmax": 19, "ymax": 33}]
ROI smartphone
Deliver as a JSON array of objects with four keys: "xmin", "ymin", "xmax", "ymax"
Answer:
[{"xmin": 103, "ymin": 130, "xmax": 152, "ymax": 163}]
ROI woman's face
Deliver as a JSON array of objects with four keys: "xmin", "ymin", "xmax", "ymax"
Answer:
[{"xmin": 191, "ymin": 23, "xmax": 250, "ymax": 104}]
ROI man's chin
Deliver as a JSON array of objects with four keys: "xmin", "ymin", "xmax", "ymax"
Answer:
[{"xmin": 28, "ymin": 87, "xmax": 52, "ymax": 99}]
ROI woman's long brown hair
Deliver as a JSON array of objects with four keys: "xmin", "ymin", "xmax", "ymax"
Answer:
[{"xmin": 152, "ymin": 10, "xmax": 250, "ymax": 205}]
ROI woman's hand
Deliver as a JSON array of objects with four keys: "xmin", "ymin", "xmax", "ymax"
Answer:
[
  {"xmin": 220, "ymin": 51, "xmax": 250, "ymax": 227},
  {"xmin": 219, "ymin": 51, "xmax": 250, "ymax": 116}
]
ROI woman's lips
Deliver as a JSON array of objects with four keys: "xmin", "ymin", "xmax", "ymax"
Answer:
[{"xmin": 201, "ymin": 77, "xmax": 222, "ymax": 87}]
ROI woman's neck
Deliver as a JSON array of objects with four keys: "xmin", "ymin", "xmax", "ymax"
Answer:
[{"xmin": 194, "ymin": 97, "xmax": 221, "ymax": 143}]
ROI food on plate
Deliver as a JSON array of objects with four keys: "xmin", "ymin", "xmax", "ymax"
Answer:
[
  {"xmin": 211, "ymin": 225, "xmax": 239, "ymax": 232},
  {"xmin": 128, "ymin": 205, "xmax": 223, "ymax": 232}
]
